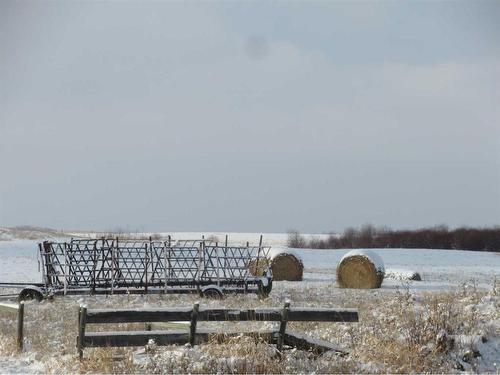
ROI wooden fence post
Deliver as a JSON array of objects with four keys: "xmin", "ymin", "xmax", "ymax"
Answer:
[
  {"xmin": 277, "ymin": 300, "xmax": 290, "ymax": 352},
  {"xmin": 17, "ymin": 302, "xmax": 24, "ymax": 352},
  {"xmin": 77, "ymin": 305, "xmax": 87, "ymax": 360},
  {"xmin": 189, "ymin": 302, "xmax": 200, "ymax": 346}
]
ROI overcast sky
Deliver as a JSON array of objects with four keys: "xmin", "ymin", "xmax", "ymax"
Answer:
[{"xmin": 1, "ymin": 1, "xmax": 499, "ymax": 233}]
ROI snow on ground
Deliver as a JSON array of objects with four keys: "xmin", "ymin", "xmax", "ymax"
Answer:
[
  {"xmin": 0, "ymin": 234, "xmax": 499, "ymax": 373},
  {"xmin": 0, "ymin": 238, "xmax": 499, "ymax": 288},
  {"xmin": 0, "ymin": 355, "xmax": 44, "ymax": 374},
  {"xmin": 297, "ymin": 247, "xmax": 499, "ymax": 290},
  {"xmin": 0, "ymin": 228, "xmax": 331, "ymax": 247},
  {"xmin": 0, "ymin": 240, "xmax": 41, "ymax": 283}
]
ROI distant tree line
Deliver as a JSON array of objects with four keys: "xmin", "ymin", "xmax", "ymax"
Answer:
[{"xmin": 287, "ymin": 225, "xmax": 500, "ymax": 252}]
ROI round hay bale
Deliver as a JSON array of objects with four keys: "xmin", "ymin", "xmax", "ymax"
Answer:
[
  {"xmin": 248, "ymin": 258, "xmax": 270, "ymax": 277},
  {"xmin": 270, "ymin": 251, "xmax": 303, "ymax": 281},
  {"xmin": 249, "ymin": 248, "xmax": 304, "ymax": 281},
  {"xmin": 336, "ymin": 250, "xmax": 385, "ymax": 289}
]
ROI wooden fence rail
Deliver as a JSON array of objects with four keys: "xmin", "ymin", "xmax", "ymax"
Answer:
[
  {"xmin": 77, "ymin": 302, "xmax": 359, "ymax": 359},
  {"xmin": 84, "ymin": 306, "xmax": 359, "ymax": 323},
  {"xmin": 0, "ymin": 301, "xmax": 25, "ymax": 351}
]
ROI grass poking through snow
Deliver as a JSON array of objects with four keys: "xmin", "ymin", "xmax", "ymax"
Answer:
[{"xmin": 0, "ymin": 280, "xmax": 498, "ymax": 373}]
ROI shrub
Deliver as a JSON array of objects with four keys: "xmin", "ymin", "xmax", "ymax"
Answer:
[
  {"xmin": 289, "ymin": 225, "xmax": 500, "ymax": 251},
  {"xmin": 286, "ymin": 230, "xmax": 306, "ymax": 248}
]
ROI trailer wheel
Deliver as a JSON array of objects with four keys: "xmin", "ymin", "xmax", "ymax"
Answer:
[
  {"xmin": 18, "ymin": 288, "xmax": 43, "ymax": 302},
  {"xmin": 201, "ymin": 287, "xmax": 224, "ymax": 299}
]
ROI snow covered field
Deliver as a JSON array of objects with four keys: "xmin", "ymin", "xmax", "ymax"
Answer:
[
  {"xmin": 1, "ymin": 237, "xmax": 498, "ymax": 289},
  {"xmin": 0, "ymin": 234, "xmax": 499, "ymax": 373}
]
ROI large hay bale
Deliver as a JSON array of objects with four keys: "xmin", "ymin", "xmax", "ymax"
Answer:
[
  {"xmin": 270, "ymin": 251, "xmax": 303, "ymax": 281},
  {"xmin": 248, "ymin": 258, "xmax": 271, "ymax": 277},
  {"xmin": 249, "ymin": 248, "xmax": 304, "ymax": 281},
  {"xmin": 336, "ymin": 249, "xmax": 385, "ymax": 289}
]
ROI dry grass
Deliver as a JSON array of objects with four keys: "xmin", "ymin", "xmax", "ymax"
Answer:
[
  {"xmin": 0, "ymin": 280, "xmax": 498, "ymax": 374},
  {"xmin": 0, "ymin": 226, "xmax": 66, "ymax": 241},
  {"xmin": 96, "ymin": 232, "xmax": 164, "ymax": 240}
]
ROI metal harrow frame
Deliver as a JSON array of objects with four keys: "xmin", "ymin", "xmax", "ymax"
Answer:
[{"xmin": 36, "ymin": 236, "xmax": 272, "ymax": 299}]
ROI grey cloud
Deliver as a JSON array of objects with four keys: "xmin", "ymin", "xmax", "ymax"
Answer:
[{"xmin": 1, "ymin": 1, "xmax": 499, "ymax": 232}]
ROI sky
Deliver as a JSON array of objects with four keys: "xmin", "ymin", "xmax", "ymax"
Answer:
[{"xmin": 1, "ymin": 0, "xmax": 499, "ymax": 233}]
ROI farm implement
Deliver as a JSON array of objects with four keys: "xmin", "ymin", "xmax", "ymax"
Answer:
[{"xmin": 0, "ymin": 236, "xmax": 273, "ymax": 301}]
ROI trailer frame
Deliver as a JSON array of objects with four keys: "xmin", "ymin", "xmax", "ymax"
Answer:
[{"xmin": 0, "ymin": 236, "xmax": 273, "ymax": 301}]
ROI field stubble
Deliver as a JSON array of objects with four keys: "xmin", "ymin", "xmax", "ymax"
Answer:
[{"xmin": 0, "ymin": 279, "xmax": 498, "ymax": 374}]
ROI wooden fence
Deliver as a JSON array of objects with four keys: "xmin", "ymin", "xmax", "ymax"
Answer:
[
  {"xmin": 77, "ymin": 301, "xmax": 359, "ymax": 359},
  {"xmin": 0, "ymin": 301, "xmax": 25, "ymax": 351}
]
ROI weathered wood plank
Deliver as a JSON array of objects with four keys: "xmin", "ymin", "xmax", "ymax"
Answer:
[
  {"xmin": 82, "ymin": 329, "xmax": 275, "ymax": 348},
  {"xmin": 83, "ymin": 330, "xmax": 189, "ymax": 347},
  {"xmin": 277, "ymin": 301, "xmax": 290, "ymax": 352},
  {"xmin": 283, "ymin": 331, "xmax": 350, "ymax": 356},
  {"xmin": 150, "ymin": 321, "xmax": 189, "ymax": 330},
  {"xmin": 85, "ymin": 307, "xmax": 358, "ymax": 323},
  {"xmin": 17, "ymin": 302, "xmax": 24, "ymax": 351},
  {"xmin": 78, "ymin": 303, "xmax": 359, "ymax": 358},
  {"xmin": 0, "ymin": 294, "xmax": 21, "ymax": 300},
  {"xmin": 189, "ymin": 302, "xmax": 199, "ymax": 346},
  {"xmin": 0, "ymin": 302, "xmax": 24, "ymax": 352},
  {"xmin": 288, "ymin": 308, "xmax": 359, "ymax": 322},
  {"xmin": 198, "ymin": 308, "xmax": 282, "ymax": 321},
  {"xmin": 0, "ymin": 302, "xmax": 19, "ymax": 314},
  {"xmin": 85, "ymin": 308, "xmax": 192, "ymax": 323},
  {"xmin": 77, "ymin": 306, "xmax": 87, "ymax": 360}
]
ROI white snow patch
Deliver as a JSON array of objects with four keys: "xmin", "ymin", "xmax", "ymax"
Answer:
[
  {"xmin": 385, "ymin": 268, "xmax": 421, "ymax": 281},
  {"xmin": 0, "ymin": 354, "xmax": 45, "ymax": 374}
]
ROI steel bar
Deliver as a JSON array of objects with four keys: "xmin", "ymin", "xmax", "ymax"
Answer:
[{"xmin": 39, "ymin": 237, "xmax": 271, "ymax": 296}]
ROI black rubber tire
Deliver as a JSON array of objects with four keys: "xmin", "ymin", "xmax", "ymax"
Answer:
[
  {"xmin": 202, "ymin": 288, "xmax": 224, "ymax": 299},
  {"xmin": 18, "ymin": 288, "xmax": 43, "ymax": 302}
]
